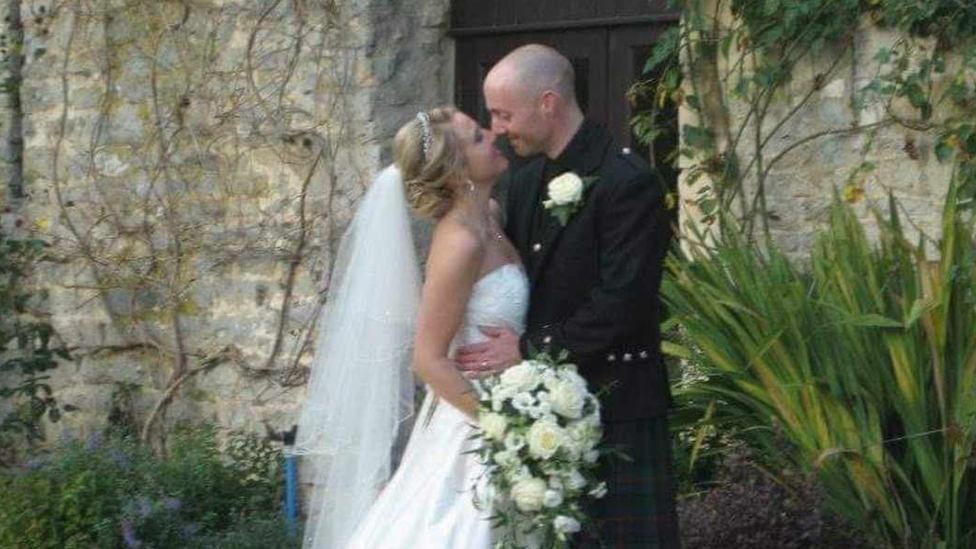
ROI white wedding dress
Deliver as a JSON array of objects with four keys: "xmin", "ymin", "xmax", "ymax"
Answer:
[{"xmin": 344, "ymin": 263, "xmax": 529, "ymax": 549}]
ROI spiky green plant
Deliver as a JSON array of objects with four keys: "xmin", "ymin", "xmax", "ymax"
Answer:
[{"xmin": 664, "ymin": 186, "xmax": 976, "ymax": 548}]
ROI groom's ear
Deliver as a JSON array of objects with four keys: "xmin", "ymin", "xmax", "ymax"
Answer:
[{"xmin": 539, "ymin": 90, "xmax": 558, "ymax": 117}]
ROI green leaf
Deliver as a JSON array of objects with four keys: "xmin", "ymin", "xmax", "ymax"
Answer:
[
  {"xmin": 849, "ymin": 313, "xmax": 906, "ymax": 329},
  {"xmin": 682, "ymin": 124, "xmax": 715, "ymax": 150},
  {"xmin": 699, "ymin": 199, "xmax": 717, "ymax": 215},
  {"xmin": 662, "ymin": 340, "xmax": 692, "ymax": 359},
  {"xmin": 904, "ymin": 299, "xmax": 934, "ymax": 328}
]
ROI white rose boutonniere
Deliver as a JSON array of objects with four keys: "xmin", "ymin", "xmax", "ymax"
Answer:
[{"xmin": 542, "ymin": 172, "xmax": 597, "ymax": 226}]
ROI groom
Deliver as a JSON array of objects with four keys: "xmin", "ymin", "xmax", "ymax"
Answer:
[{"xmin": 456, "ymin": 44, "xmax": 680, "ymax": 548}]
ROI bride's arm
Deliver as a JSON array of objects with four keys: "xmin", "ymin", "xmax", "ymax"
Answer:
[{"xmin": 412, "ymin": 222, "xmax": 483, "ymax": 419}]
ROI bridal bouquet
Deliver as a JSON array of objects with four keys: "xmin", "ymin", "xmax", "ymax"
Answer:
[{"xmin": 472, "ymin": 352, "xmax": 609, "ymax": 548}]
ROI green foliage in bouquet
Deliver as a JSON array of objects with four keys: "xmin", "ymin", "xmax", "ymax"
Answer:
[
  {"xmin": 0, "ymin": 425, "xmax": 295, "ymax": 549},
  {"xmin": 663, "ymin": 186, "xmax": 976, "ymax": 548}
]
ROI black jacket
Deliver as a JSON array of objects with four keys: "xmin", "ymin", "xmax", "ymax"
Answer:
[{"xmin": 504, "ymin": 120, "xmax": 673, "ymax": 422}]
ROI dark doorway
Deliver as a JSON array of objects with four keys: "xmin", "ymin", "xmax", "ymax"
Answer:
[{"xmin": 451, "ymin": 1, "xmax": 680, "ymax": 182}]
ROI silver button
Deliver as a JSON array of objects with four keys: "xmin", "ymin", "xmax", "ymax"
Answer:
[
  {"xmin": 622, "ymin": 147, "xmax": 631, "ymax": 155},
  {"xmin": 532, "ymin": 243, "xmax": 542, "ymax": 252},
  {"xmin": 623, "ymin": 353, "xmax": 633, "ymax": 362},
  {"xmin": 607, "ymin": 354, "xmax": 616, "ymax": 362},
  {"xmin": 543, "ymin": 336, "xmax": 552, "ymax": 345},
  {"xmin": 639, "ymin": 350, "xmax": 649, "ymax": 359}
]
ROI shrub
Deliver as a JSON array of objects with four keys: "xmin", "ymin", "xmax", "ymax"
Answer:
[
  {"xmin": 664, "ymin": 188, "xmax": 976, "ymax": 548},
  {"xmin": 678, "ymin": 448, "xmax": 874, "ymax": 549},
  {"xmin": 0, "ymin": 425, "xmax": 293, "ymax": 549},
  {"xmin": 188, "ymin": 515, "xmax": 298, "ymax": 549}
]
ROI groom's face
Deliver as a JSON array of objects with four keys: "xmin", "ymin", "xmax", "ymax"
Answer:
[{"xmin": 484, "ymin": 81, "xmax": 549, "ymax": 158}]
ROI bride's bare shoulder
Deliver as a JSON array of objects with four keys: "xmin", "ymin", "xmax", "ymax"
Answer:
[{"xmin": 427, "ymin": 216, "xmax": 484, "ymax": 274}]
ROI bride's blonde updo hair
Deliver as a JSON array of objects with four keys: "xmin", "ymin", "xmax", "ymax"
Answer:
[{"xmin": 394, "ymin": 106, "xmax": 466, "ymax": 219}]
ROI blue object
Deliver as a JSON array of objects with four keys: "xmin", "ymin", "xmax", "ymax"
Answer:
[{"xmin": 285, "ymin": 453, "xmax": 298, "ymax": 536}]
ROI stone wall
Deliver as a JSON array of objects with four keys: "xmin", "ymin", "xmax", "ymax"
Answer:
[
  {"xmin": 8, "ymin": 0, "xmax": 964, "ymax": 450},
  {"xmin": 0, "ymin": 0, "xmax": 452, "ymax": 447},
  {"xmin": 678, "ymin": 3, "xmax": 956, "ymax": 255}
]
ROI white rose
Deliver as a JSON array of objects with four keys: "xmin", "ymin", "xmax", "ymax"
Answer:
[
  {"xmin": 543, "ymin": 489, "xmax": 564, "ymax": 508},
  {"xmin": 588, "ymin": 481, "xmax": 608, "ymax": 499},
  {"xmin": 547, "ymin": 172, "xmax": 584, "ymax": 206},
  {"xmin": 500, "ymin": 361, "xmax": 543, "ymax": 392},
  {"xmin": 553, "ymin": 515, "xmax": 582, "ymax": 538},
  {"xmin": 510, "ymin": 477, "xmax": 547, "ymax": 512},
  {"xmin": 527, "ymin": 418, "xmax": 565, "ymax": 460},
  {"xmin": 478, "ymin": 412, "xmax": 508, "ymax": 441},
  {"xmin": 549, "ymin": 381, "xmax": 585, "ymax": 419},
  {"xmin": 565, "ymin": 469, "xmax": 587, "ymax": 491},
  {"xmin": 584, "ymin": 450, "xmax": 600, "ymax": 464}
]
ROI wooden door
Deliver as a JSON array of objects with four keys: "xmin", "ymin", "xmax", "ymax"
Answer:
[{"xmin": 451, "ymin": 1, "xmax": 679, "ymax": 177}]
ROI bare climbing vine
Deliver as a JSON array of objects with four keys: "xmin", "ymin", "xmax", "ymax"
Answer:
[{"xmin": 30, "ymin": 0, "xmax": 369, "ymax": 454}]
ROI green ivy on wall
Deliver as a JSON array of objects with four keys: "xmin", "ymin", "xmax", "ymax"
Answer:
[{"xmin": 633, "ymin": 0, "xmax": 976, "ymax": 235}]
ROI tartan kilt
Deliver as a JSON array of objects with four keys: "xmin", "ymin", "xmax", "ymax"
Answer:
[{"xmin": 574, "ymin": 416, "xmax": 681, "ymax": 549}]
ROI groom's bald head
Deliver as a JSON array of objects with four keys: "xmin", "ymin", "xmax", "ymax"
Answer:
[
  {"xmin": 483, "ymin": 45, "xmax": 582, "ymax": 158},
  {"xmin": 485, "ymin": 44, "xmax": 577, "ymax": 105}
]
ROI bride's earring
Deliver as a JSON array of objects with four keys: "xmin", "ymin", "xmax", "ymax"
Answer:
[{"xmin": 465, "ymin": 180, "xmax": 475, "ymax": 194}]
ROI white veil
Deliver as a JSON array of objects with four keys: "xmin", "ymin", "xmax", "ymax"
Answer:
[{"xmin": 291, "ymin": 165, "xmax": 421, "ymax": 549}]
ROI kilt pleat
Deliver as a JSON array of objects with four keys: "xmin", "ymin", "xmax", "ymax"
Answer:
[{"xmin": 575, "ymin": 416, "xmax": 681, "ymax": 549}]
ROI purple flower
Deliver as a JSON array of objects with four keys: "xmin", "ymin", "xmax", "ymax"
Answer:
[
  {"xmin": 163, "ymin": 497, "xmax": 182, "ymax": 511},
  {"xmin": 107, "ymin": 449, "xmax": 130, "ymax": 469},
  {"xmin": 85, "ymin": 432, "xmax": 103, "ymax": 452},
  {"xmin": 121, "ymin": 521, "xmax": 142, "ymax": 549}
]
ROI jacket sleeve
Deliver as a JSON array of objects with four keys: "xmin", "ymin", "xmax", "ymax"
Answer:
[{"xmin": 519, "ymin": 169, "xmax": 671, "ymax": 361}]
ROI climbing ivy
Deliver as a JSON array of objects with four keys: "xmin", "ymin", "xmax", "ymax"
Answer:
[
  {"xmin": 633, "ymin": 0, "xmax": 976, "ymax": 234},
  {"xmin": 0, "ymin": 231, "xmax": 71, "ymax": 466}
]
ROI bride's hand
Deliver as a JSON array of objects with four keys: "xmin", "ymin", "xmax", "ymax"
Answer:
[{"xmin": 455, "ymin": 326, "xmax": 522, "ymax": 376}]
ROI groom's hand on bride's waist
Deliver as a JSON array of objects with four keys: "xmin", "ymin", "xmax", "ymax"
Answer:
[{"xmin": 455, "ymin": 326, "xmax": 522, "ymax": 377}]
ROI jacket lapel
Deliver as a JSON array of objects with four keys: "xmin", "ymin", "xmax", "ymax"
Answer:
[{"xmin": 527, "ymin": 123, "xmax": 613, "ymax": 290}]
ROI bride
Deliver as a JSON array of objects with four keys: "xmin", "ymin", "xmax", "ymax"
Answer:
[{"xmin": 292, "ymin": 106, "xmax": 529, "ymax": 549}]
